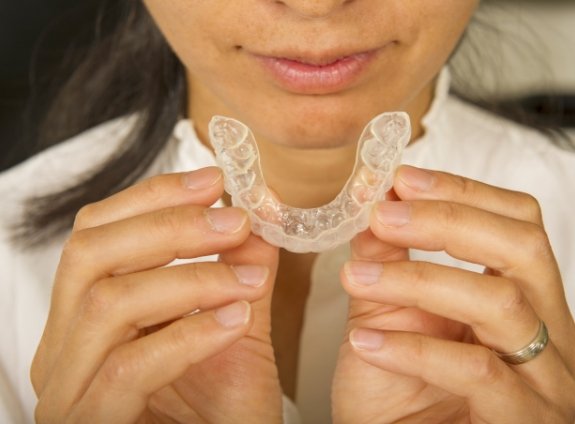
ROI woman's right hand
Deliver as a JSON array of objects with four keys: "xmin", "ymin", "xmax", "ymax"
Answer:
[{"xmin": 30, "ymin": 166, "xmax": 283, "ymax": 423}]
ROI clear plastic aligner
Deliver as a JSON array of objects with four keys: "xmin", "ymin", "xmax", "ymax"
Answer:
[{"xmin": 208, "ymin": 112, "xmax": 411, "ymax": 253}]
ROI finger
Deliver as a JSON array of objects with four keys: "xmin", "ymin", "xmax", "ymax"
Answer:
[
  {"xmin": 219, "ymin": 234, "xmax": 280, "ymax": 336},
  {"xmin": 73, "ymin": 167, "xmax": 224, "ymax": 230},
  {"xmin": 37, "ymin": 261, "xmax": 268, "ymax": 397},
  {"xmin": 55, "ymin": 205, "xmax": 250, "ymax": 307},
  {"xmin": 342, "ymin": 258, "xmax": 574, "ymax": 399},
  {"xmin": 350, "ymin": 177, "xmax": 407, "ymax": 270},
  {"xmin": 368, "ymin": 199, "xmax": 574, "ymax": 359},
  {"xmin": 38, "ymin": 205, "xmax": 251, "ymax": 372},
  {"xmin": 33, "ymin": 169, "xmax": 230, "ymax": 393},
  {"xmin": 342, "ymin": 260, "xmax": 540, "ymax": 352},
  {"xmin": 368, "ymin": 198, "xmax": 575, "ymax": 354},
  {"xmin": 93, "ymin": 262, "xmax": 269, "ymax": 329},
  {"xmin": 348, "ymin": 329, "xmax": 564, "ymax": 424},
  {"xmin": 70, "ymin": 205, "xmax": 250, "ymax": 277},
  {"xmin": 369, "ymin": 200, "xmax": 563, "ymax": 300},
  {"xmin": 393, "ymin": 165, "xmax": 543, "ymax": 225},
  {"xmin": 39, "ymin": 302, "xmax": 252, "ymax": 423},
  {"xmin": 347, "ymin": 229, "xmax": 410, "ymax": 320}
]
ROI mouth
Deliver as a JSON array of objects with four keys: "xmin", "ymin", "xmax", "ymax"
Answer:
[{"xmin": 248, "ymin": 46, "xmax": 388, "ymax": 95}]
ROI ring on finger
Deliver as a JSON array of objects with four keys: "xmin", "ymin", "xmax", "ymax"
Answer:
[{"xmin": 494, "ymin": 319, "xmax": 549, "ymax": 365}]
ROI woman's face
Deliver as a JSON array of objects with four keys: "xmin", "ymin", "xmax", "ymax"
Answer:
[{"xmin": 144, "ymin": 0, "xmax": 478, "ymax": 149}]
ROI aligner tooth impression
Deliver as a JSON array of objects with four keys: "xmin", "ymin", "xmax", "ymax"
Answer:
[{"xmin": 208, "ymin": 112, "xmax": 411, "ymax": 253}]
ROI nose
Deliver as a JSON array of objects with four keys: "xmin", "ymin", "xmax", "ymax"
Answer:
[{"xmin": 275, "ymin": 0, "xmax": 351, "ymax": 18}]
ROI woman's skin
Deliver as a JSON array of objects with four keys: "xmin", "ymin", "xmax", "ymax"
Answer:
[
  {"xmin": 147, "ymin": 0, "xmax": 477, "ymax": 206},
  {"xmin": 333, "ymin": 168, "xmax": 575, "ymax": 422},
  {"xmin": 146, "ymin": 0, "xmax": 479, "ymax": 396},
  {"xmin": 30, "ymin": 0, "xmax": 575, "ymax": 422}
]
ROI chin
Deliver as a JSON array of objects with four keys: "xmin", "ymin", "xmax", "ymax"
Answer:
[
  {"xmin": 246, "ymin": 98, "xmax": 388, "ymax": 150},
  {"xmin": 276, "ymin": 128, "xmax": 357, "ymax": 149},
  {"xmin": 258, "ymin": 116, "xmax": 362, "ymax": 149}
]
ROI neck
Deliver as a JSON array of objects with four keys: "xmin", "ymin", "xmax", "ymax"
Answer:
[{"xmin": 257, "ymin": 141, "xmax": 357, "ymax": 208}]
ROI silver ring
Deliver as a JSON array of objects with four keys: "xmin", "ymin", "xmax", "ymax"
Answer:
[{"xmin": 495, "ymin": 320, "xmax": 549, "ymax": 365}]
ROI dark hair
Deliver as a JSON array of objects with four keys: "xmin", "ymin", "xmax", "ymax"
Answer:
[
  {"xmin": 14, "ymin": 1, "xmax": 186, "ymax": 246},
  {"xmin": 13, "ymin": 1, "xmax": 573, "ymax": 247}
]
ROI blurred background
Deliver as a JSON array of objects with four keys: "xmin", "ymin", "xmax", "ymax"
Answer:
[
  {"xmin": 1, "ymin": 0, "xmax": 574, "ymax": 172},
  {"xmin": 0, "ymin": 0, "xmax": 108, "ymax": 171},
  {"xmin": 454, "ymin": 0, "xmax": 575, "ymax": 99}
]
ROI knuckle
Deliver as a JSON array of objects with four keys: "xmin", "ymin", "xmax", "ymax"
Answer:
[
  {"xmin": 470, "ymin": 348, "xmax": 503, "ymax": 385},
  {"xmin": 439, "ymin": 201, "xmax": 461, "ymax": 228},
  {"xmin": 181, "ymin": 263, "xmax": 205, "ymax": 284},
  {"xmin": 517, "ymin": 192, "xmax": 543, "ymax": 223},
  {"xmin": 411, "ymin": 336, "xmax": 434, "ymax": 379},
  {"xmin": 60, "ymin": 231, "xmax": 92, "ymax": 268},
  {"xmin": 73, "ymin": 202, "xmax": 99, "ymax": 231},
  {"xmin": 34, "ymin": 398, "xmax": 52, "ymax": 424},
  {"xmin": 30, "ymin": 368, "xmax": 41, "ymax": 396},
  {"xmin": 179, "ymin": 263, "xmax": 225, "ymax": 292},
  {"xmin": 410, "ymin": 262, "xmax": 431, "ymax": 285},
  {"xmin": 151, "ymin": 206, "xmax": 187, "ymax": 239},
  {"xmin": 451, "ymin": 174, "xmax": 477, "ymax": 199},
  {"xmin": 494, "ymin": 280, "xmax": 528, "ymax": 322},
  {"xmin": 30, "ymin": 352, "xmax": 46, "ymax": 396},
  {"xmin": 82, "ymin": 279, "xmax": 118, "ymax": 320},
  {"xmin": 522, "ymin": 223, "xmax": 554, "ymax": 264},
  {"xmin": 168, "ymin": 319, "xmax": 199, "ymax": 352},
  {"xmin": 139, "ymin": 175, "xmax": 167, "ymax": 204},
  {"xmin": 408, "ymin": 262, "xmax": 433, "ymax": 298},
  {"xmin": 409, "ymin": 334, "xmax": 429, "ymax": 365},
  {"xmin": 100, "ymin": 347, "xmax": 137, "ymax": 388}
]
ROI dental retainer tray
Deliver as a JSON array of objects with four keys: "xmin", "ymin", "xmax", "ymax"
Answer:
[{"xmin": 209, "ymin": 112, "xmax": 411, "ymax": 253}]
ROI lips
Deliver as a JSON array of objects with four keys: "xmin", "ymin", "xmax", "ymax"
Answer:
[{"xmin": 252, "ymin": 48, "xmax": 381, "ymax": 94}]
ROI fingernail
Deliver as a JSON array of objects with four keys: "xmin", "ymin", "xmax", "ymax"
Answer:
[
  {"xmin": 214, "ymin": 301, "xmax": 251, "ymax": 328},
  {"xmin": 345, "ymin": 261, "xmax": 383, "ymax": 286},
  {"xmin": 350, "ymin": 328, "xmax": 385, "ymax": 351},
  {"xmin": 376, "ymin": 201, "xmax": 411, "ymax": 227},
  {"xmin": 398, "ymin": 166, "xmax": 435, "ymax": 192},
  {"xmin": 205, "ymin": 208, "xmax": 247, "ymax": 233},
  {"xmin": 232, "ymin": 265, "xmax": 268, "ymax": 287},
  {"xmin": 182, "ymin": 167, "xmax": 221, "ymax": 190}
]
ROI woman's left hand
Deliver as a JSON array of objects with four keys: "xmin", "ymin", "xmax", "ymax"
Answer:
[{"xmin": 332, "ymin": 165, "xmax": 575, "ymax": 423}]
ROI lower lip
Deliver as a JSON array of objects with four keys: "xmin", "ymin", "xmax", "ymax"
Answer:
[{"xmin": 253, "ymin": 50, "xmax": 379, "ymax": 94}]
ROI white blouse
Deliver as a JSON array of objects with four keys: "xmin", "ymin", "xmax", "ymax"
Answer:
[{"xmin": 1, "ymin": 70, "xmax": 574, "ymax": 424}]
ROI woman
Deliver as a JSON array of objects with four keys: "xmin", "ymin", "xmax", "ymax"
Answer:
[{"xmin": 1, "ymin": 0, "xmax": 574, "ymax": 422}]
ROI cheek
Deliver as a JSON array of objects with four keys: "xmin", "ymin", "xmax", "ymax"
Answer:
[
  {"xmin": 417, "ymin": 1, "xmax": 479, "ymax": 51},
  {"xmin": 143, "ymin": 0, "xmax": 238, "ymax": 74},
  {"xmin": 400, "ymin": 1, "xmax": 478, "ymax": 78}
]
